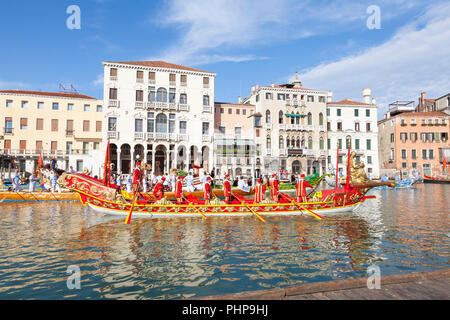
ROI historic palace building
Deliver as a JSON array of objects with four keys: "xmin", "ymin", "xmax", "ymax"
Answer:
[
  {"xmin": 242, "ymin": 73, "xmax": 331, "ymax": 176},
  {"xmin": 103, "ymin": 61, "xmax": 216, "ymax": 175},
  {"xmin": 327, "ymin": 89, "xmax": 380, "ymax": 179},
  {"xmin": 0, "ymin": 90, "xmax": 103, "ymax": 174},
  {"xmin": 213, "ymin": 101, "xmax": 256, "ymax": 177}
]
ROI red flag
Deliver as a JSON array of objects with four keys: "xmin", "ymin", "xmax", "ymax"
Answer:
[
  {"xmin": 444, "ymin": 157, "xmax": 447, "ymax": 173},
  {"xmin": 102, "ymin": 140, "xmax": 110, "ymax": 186}
]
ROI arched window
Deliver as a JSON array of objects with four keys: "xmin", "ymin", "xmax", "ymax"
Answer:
[
  {"xmin": 319, "ymin": 112, "xmax": 324, "ymax": 125},
  {"xmin": 346, "ymin": 135, "xmax": 352, "ymax": 149},
  {"xmin": 286, "ymin": 137, "xmax": 290, "ymax": 148},
  {"xmin": 308, "ymin": 136, "xmax": 313, "ymax": 149},
  {"xmin": 319, "ymin": 137, "xmax": 324, "ymax": 150},
  {"xmin": 301, "ymin": 138, "xmax": 305, "ymax": 148},
  {"xmin": 296, "ymin": 112, "xmax": 300, "ymax": 124},
  {"xmin": 279, "ymin": 111, "xmax": 283, "ymax": 124},
  {"xmin": 290, "ymin": 115, "xmax": 295, "ymax": 124},
  {"xmin": 203, "ymin": 95, "xmax": 210, "ymax": 106},
  {"xmin": 266, "ymin": 110, "xmax": 271, "ymax": 123},
  {"xmin": 296, "ymin": 137, "xmax": 300, "ymax": 148},
  {"xmin": 279, "ymin": 136, "xmax": 284, "ymax": 149},
  {"xmin": 266, "ymin": 136, "xmax": 271, "ymax": 149},
  {"xmin": 180, "ymin": 93, "xmax": 187, "ymax": 104},
  {"xmin": 307, "ymin": 112, "xmax": 312, "ymax": 125},
  {"xmin": 291, "ymin": 137, "xmax": 295, "ymax": 147},
  {"xmin": 156, "ymin": 113, "xmax": 167, "ymax": 133},
  {"xmin": 157, "ymin": 88, "xmax": 167, "ymax": 103}
]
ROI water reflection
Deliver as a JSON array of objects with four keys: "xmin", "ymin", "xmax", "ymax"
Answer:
[{"xmin": 0, "ymin": 184, "xmax": 448, "ymax": 299}]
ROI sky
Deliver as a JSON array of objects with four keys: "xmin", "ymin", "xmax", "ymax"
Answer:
[{"xmin": 0, "ymin": 0, "xmax": 449, "ymax": 119}]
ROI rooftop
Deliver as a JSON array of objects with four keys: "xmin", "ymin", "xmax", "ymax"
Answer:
[
  {"xmin": 0, "ymin": 90, "xmax": 98, "ymax": 100},
  {"xmin": 104, "ymin": 60, "xmax": 214, "ymax": 74},
  {"xmin": 328, "ymin": 99, "xmax": 373, "ymax": 106}
]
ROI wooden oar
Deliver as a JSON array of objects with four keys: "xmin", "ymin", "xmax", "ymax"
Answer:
[
  {"xmin": 279, "ymin": 192, "xmax": 323, "ymax": 220},
  {"xmin": 0, "ymin": 194, "xmax": 8, "ymax": 203},
  {"xmin": 125, "ymin": 182, "xmax": 140, "ymax": 225},
  {"xmin": 181, "ymin": 194, "xmax": 207, "ymax": 220},
  {"xmin": 231, "ymin": 192, "xmax": 266, "ymax": 223}
]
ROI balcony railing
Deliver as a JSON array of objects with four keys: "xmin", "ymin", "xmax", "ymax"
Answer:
[
  {"xmin": 107, "ymin": 131, "xmax": 119, "ymax": 139},
  {"xmin": 66, "ymin": 130, "xmax": 74, "ymax": 137},
  {"xmin": 265, "ymin": 123, "xmax": 272, "ymax": 130},
  {"xmin": 279, "ymin": 124, "xmax": 286, "ymax": 130},
  {"xmin": 169, "ymin": 81, "xmax": 176, "ymax": 86},
  {"xmin": 179, "ymin": 134, "xmax": 188, "ymax": 141},
  {"xmin": 203, "ymin": 83, "xmax": 210, "ymax": 89},
  {"xmin": 0, "ymin": 148, "xmax": 91, "ymax": 157},
  {"xmin": 136, "ymin": 78, "xmax": 144, "ymax": 83},
  {"xmin": 179, "ymin": 104, "xmax": 189, "ymax": 111},
  {"xmin": 319, "ymin": 125, "xmax": 325, "ymax": 132},
  {"xmin": 110, "ymin": 76, "xmax": 117, "ymax": 81},
  {"xmin": 134, "ymin": 132, "xmax": 145, "ymax": 140},
  {"xmin": 108, "ymin": 99, "xmax": 120, "ymax": 108},
  {"xmin": 180, "ymin": 82, "xmax": 187, "ymax": 87},
  {"xmin": 202, "ymin": 106, "xmax": 212, "ymax": 113},
  {"xmin": 135, "ymin": 101, "xmax": 145, "ymax": 109},
  {"xmin": 155, "ymin": 133, "xmax": 167, "ymax": 140},
  {"xmin": 202, "ymin": 135, "xmax": 211, "ymax": 142}
]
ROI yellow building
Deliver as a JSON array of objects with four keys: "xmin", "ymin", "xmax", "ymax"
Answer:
[{"xmin": 0, "ymin": 90, "xmax": 103, "ymax": 173}]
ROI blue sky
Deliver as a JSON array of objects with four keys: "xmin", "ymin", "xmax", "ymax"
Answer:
[{"xmin": 1, "ymin": 0, "xmax": 449, "ymax": 119}]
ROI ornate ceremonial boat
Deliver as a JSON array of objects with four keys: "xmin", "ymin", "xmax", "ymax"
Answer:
[
  {"xmin": 58, "ymin": 151, "xmax": 394, "ymax": 220},
  {"xmin": 423, "ymin": 175, "xmax": 450, "ymax": 184}
]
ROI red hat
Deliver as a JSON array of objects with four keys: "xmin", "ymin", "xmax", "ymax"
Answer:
[
  {"xmin": 272, "ymin": 173, "xmax": 276, "ymax": 177},
  {"xmin": 300, "ymin": 174, "xmax": 305, "ymax": 178},
  {"xmin": 225, "ymin": 174, "xmax": 230, "ymax": 178},
  {"xmin": 161, "ymin": 177, "xmax": 166, "ymax": 181},
  {"xmin": 207, "ymin": 176, "xmax": 212, "ymax": 181},
  {"xmin": 136, "ymin": 161, "xmax": 141, "ymax": 166},
  {"xmin": 257, "ymin": 178, "xmax": 262, "ymax": 183},
  {"xmin": 178, "ymin": 175, "xmax": 184, "ymax": 180}
]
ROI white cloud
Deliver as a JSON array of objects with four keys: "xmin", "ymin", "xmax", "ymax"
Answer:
[
  {"xmin": 92, "ymin": 74, "xmax": 104, "ymax": 87},
  {"xmin": 297, "ymin": 2, "xmax": 450, "ymax": 119},
  {"xmin": 150, "ymin": 0, "xmax": 431, "ymax": 66}
]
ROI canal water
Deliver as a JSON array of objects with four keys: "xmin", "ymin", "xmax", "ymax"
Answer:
[{"xmin": 0, "ymin": 184, "xmax": 448, "ymax": 299}]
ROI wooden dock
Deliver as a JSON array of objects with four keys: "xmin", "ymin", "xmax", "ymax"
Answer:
[{"xmin": 199, "ymin": 269, "xmax": 449, "ymax": 300}]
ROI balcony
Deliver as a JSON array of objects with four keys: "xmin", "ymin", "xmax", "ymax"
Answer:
[
  {"xmin": 279, "ymin": 149, "xmax": 287, "ymax": 156},
  {"xmin": 107, "ymin": 131, "xmax": 119, "ymax": 139},
  {"xmin": 179, "ymin": 104, "xmax": 189, "ymax": 111},
  {"xmin": 279, "ymin": 124, "xmax": 286, "ymax": 130},
  {"xmin": 110, "ymin": 76, "xmax": 117, "ymax": 81},
  {"xmin": 265, "ymin": 123, "xmax": 272, "ymax": 130},
  {"xmin": 202, "ymin": 106, "xmax": 212, "ymax": 113},
  {"xmin": 203, "ymin": 83, "xmax": 210, "ymax": 89},
  {"xmin": 319, "ymin": 125, "xmax": 325, "ymax": 132},
  {"xmin": 266, "ymin": 149, "xmax": 272, "ymax": 156},
  {"xmin": 149, "ymin": 79, "xmax": 156, "ymax": 85},
  {"xmin": 155, "ymin": 133, "xmax": 168, "ymax": 140},
  {"xmin": 65, "ymin": 130, "xmax": 74, "ymax": 137},
  {"xmin": 169, "ymin": 103, "xmax": 177, "ymax": 111},
  {"xmin": 179, "ymin": 134, "xmax": 189, "ymax": 141},
  {"xmin": 134, "ymin": 132, "xmax": 145, "ymax": 140},
  {"xmin": 108, "ymin": 100, "xmax": 120, "ymax": 108},
  {"xmin": 180, "ymin": 82, "xmax": 187, "ymax": 87},
  {"xmin": 147, "ymin": 101, "xmax": 169, "ymax": 110},
  {"xmin": 292, "ymin": 99, "xmax": 299, "ymax": 106},
  {"xmin": 135, "ymin": 101, "xmax": 145, "ymax": 109},
  {"xmin": 169, "ymin": 81, "xmax": 176, "ymax": 86},
  {"xmin": 319, "ymin": 150, "xmax": 326, "ymax": 157},
  {"xmin": 136, "ymin": 78, "xmax": 144, "ymax": 83},
  {"xmin": 202, "ymin": 135, "xmax": 212, "ymax": 142},
  {"xmin": 285, "ymin": 99, "xmax": 292, "ymax": 106}
]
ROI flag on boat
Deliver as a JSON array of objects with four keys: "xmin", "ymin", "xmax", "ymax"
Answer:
[
  {"xmin": 444, "ymin": 157, "xmax": 447, "ymax": 173},
  {"xmin": 102, "ymin": 139, "xmax": 110, "ymax": 187}
]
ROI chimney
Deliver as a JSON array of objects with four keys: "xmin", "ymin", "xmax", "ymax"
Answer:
[
  {"xmin": 372, "ymin": 97, "xmax": 376, "ymax": 105},
  {"xmin": 238, "ymin": 96, "xmax": 242, "ymax": 103},
  {"xmin": 420, "ymin": 92, "xmax": 426, "ymax": 111},
  {"xmin": 362, "ymin": 88, "xmax": 371, "ymax": 104},
  {"xmin": 255, "ymin": 84, "xmax": 259, "ymax": 90},
  {"xmin": 251, "ymin": 85, "xmax": 255, "ymax": 93},
  {"xmin": 327, "ymin": 91, "xmax": 333, "ymax": 103},
  {"xmin": 271, "ymin": 82, "xmax": 275, "ymax": 88}
]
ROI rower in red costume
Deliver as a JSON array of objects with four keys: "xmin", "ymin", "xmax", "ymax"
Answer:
[
  {"xmin": 204, "ymin": 176, "xmax": 212, "ymax": 204},
  {"xmin": 175, "ymin": 175, "xmax": 184, "ymax": 204},
  {"xmin": 296, "ymin": 173, "xmax": 312, "ymax": 203},
  {"xmin": 254, "ymin": 178, "xmax": 265, "ymax": 203},
  {"xmin": 153, "ymin": 176, "xmax": 165, "ymax": 200},
  {"xmin": 269, "ymin": 173, "xmax": 279, "ymax": 201},
  {"xmin": 223, "ymin": 174, "xmax": 232, "ymax": 202},
  {"xmin": 132, "ymin": 161, "xmax": 142, "ymax": 195}
]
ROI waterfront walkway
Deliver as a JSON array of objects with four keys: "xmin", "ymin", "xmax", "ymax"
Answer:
[{"xmin": 200, "ymin": 269, "xmax": 449, "ymax": 300}]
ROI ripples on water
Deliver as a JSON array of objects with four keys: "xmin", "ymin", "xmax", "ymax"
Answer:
[{"xmin": 0, "ymin": 184, "xmax": 448, "ymax": 299}]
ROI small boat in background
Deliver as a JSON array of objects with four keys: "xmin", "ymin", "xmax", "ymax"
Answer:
[{"xmin": 423, "ymin": 175, "xmax": 450, "ymax": 184}]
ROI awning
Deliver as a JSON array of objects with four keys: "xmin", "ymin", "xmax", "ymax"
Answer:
[{"xmin": 286, "ymin": 114, "xmax": 307, "ymax": 117}]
